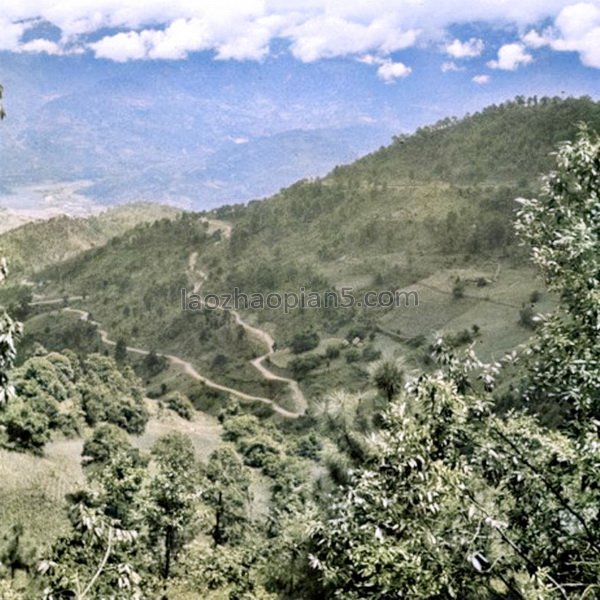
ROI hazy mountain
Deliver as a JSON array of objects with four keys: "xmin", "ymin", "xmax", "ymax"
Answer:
[{"xmin": 0, "ymin": 53, "xmax": 395, "ymax": 209}]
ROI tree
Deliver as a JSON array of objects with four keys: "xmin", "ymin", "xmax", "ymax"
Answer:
[
  {"xmin": 370, "ymin": 358, "xmax": 404, "ymax": 402},
  {"xmin": 515, "ymin": 126, "xmax": 600, "ymax": 426},
  {"xmin": 302, "ymin": 131, "xmax": 600, "ymax": 599},
  {"xmin": 164, "ymin": 391, "xmax": 194, "ymax": 420},
  {"xmin": 144, "ymin": 433, "xmax": 199, "ymax": 580},
  {"xmin": 0, "ymin": 524, "xmax": 32, "ymax": 579},
  {"xmin": 114, "ymin": 338, "xmax": 128, "ymax": 364},
  {"xmin": 82, "ymin": 423, "xmax": 136, "ymax": 467},
  {"xmin": 290, "ymin": 330, "xmax": 320, "ymax": 354},
  {"xmin": 39, "ymin": 448, "xmax": 146, "ymax": 598},
  {"xmin": 0, "ymin": 258, "xmax": 22, "ymax": 405},
  {"xmin": 39, "ymin": 500, "xmax": 142, "ymax": 600},
  {"xmin": 202, "ymin": 445, "xmax": 252, "ymax": 546},
  {"xmin": 305, "ymin": 339, "xmax": 600, "ymax": 598},
  {"xmin": 0, "ymin": 399, "xmax": 50, "ymax": 454},
  {"xmin": 78, "ymin": 354, "xmax": 148, "ymax": 434}
]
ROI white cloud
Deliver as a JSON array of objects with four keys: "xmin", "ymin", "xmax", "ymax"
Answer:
[
  {"xmin": 376, "ymin": 60, "xmax": 412, "ymax": 83},
  {"xmin": 20, "ymin": 38, "xmax": 63, "ymax": 55},
  {"xmin": 358, "ymin": 54, "xmax": 412, "ymax": 82},
  {"xmin": 472, "ymin": 74, "xmax": 490, "ymax": 84},
  {"xmin": 523, "ymin": 3, "xmax": 600, "ymax": 68},
  {"xmin": 0, "ymin": 0, "xmax": 598, "ymax": 70},
  {"xmin": 284, "ymin": 16, "xmax": 418, "ymax": 63},
  {"xmin": 522, "ymin": 29, "xmax": 550, "ymax": 48},
  {"xmin": 91, "ymin": 30, "xmax": 151, "ymax": 61},
  {"xmin": 445, "ymin": 37, "xmax": 484, "ymax": 58},
  {"xmin": 0, "ymin": 18, "xmax": 25, "ymax": 51},
  {"xmin": 487, "ymin": 43, "xmax": 533, "ymax": 70},
  {"xmin": 441, "ymin": 61, "xmax": 464, "ymax": 72}
]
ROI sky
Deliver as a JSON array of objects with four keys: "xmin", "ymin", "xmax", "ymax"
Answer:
[{"xmin": 0, "ymin": 1, "xmax": 599, "ymax": 129}]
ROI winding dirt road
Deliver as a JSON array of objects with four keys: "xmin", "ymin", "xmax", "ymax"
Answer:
[
  {"xmin": 188, "ymin": 252, "xmax": 307, "ymax": 414},
  {"xmin": 62, "ymin": 307, "xmax": 302, "ymax": 419},
  {"xmin": 32, "ymin": 251, "xmax": 306, "ymax": 418}
]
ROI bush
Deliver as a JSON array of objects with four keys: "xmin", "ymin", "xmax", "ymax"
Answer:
[
  {"xmin": 290, "ymin": 331, "xmax": 320, "ymax": 354},
  {"xmin": 444, "ymin": 329, "xmax": 474, "ymax": 347},
  {"xmin": 289, "ymin": 354, "xmax": 322, "ymax": 378},
  {"xmin": 142, "ymin": 349, "xmax": 168, "ymax": 376},
  {"xmin": 1, "ymin": 400, "xmax": 50, "ymax": 454},
  {"xmin": 452, "ymin": 278, "xmax": 466, "ymax": 299},
  {"xmin": 82, "ymin": 423, "xmax": 132, "ymax": 465},
  {"xmin": 165, "ymin": 391, "xmax": 194, "ymax": 420},
  {"xmin": 238, "ymin": 436, "xmax": 280, "ymax": 469},
  {"xmin": 361, "ymin": 345, "xmax": 382, "ymax": 362},
  {"xmin": 519, "ymin": 305, "xmax": 537, "ymax": 329},
  {"xmin": 324, "ymin": 344, "xmax": 341, "ymax": 360},
  {"xmin": 345, "ymin": 348, "xmax": 361, "ymax": 364},
  {"xmin": 345, "ymin": 325, "xmax": 371, "ymax": 342},
  {"xmin": 79, "ymin": 354, "xmax": 149, "ymax": 434}
]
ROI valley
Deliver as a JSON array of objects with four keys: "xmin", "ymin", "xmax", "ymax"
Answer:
[{"xmin": 1, "ymin": 96, "xmax": 599, "ymax": 598}]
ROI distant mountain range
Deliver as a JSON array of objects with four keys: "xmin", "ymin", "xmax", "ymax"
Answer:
[{"xmin": 0, "ymin": 53, "xmax": 395, "ymax": 209}]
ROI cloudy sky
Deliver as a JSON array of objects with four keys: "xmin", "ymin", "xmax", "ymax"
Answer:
[{"xmin": 0, "ymin": 1, "xmax": 599, "ymax": 130}]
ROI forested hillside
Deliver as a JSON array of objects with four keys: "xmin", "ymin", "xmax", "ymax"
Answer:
[
  {"xmin": 348, "ymin": 95, "xmax": 600, "ymax": 184},
  {"xmin": 0, "ymin": 202, "xmax": 180, "ymax": 275}
]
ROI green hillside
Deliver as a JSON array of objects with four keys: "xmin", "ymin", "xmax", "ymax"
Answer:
[
  {"xmin": 0, "ymin": 202, "xmax": 181, "ymax": 276},
  {"xmin": 346, "ymin": 95, "xmax": 600, "ymax": 184},
  {"xmin": 18, "ymin": 97, "xmax": 600, "ymax": 408}
]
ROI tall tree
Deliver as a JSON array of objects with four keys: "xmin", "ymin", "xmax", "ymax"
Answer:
[
  {"xmin": 144, "ymin": 433, "xmax": 199, "ymax": 580},
  {"xmin": 202, "ymin": 445, "xmax": 251, "ymax": 547}
]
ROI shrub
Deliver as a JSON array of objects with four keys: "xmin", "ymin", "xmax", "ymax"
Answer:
[
  {"xmin": 452, "ymin": 278, "xmax": 466, "ymax": 299},
  {"xmin": 345, "ymin": 325, "xmax": 371, "ymax": 342},
  {"xmin": 345, "ymin": 348, "xmax": 361, "ymax": 364},
  {"xmin": 1, "ymin": 400, "xmax": 50, "ymax": 454},
  {"xmin": 361, "ymin": 345, "xmax": 382, "ymax": 362},
  {"xmin": 82, "ymin": 423, "xmax": 132, "ymax": 465},
  {"xmin": 324, "ymin": 344, "xmax": 341, "ymax": 360},
  {"xmin": 292, "ymin": 433, "xmax": 322, "ymax": 461},
  {"xmin": 142, "ymin": 349, "xmax": 168, "ymax": 376},
  {"xmin": 289, "ymin": 354, "xmax": 322, "ymax": 378},
  {"xmin": 519, "ymin": 305, "xmax": 537, "ymax": 329},
  {"xmin": 165, "ymin": 391, "xmax": 194, "ymax": 420},
  {"xmin": 445, "ymin": 329, "xmax": 474, "ymax": 347},
  {"xmin": 79, "ymin": 354, "xmax": 148, "ymax": 434},
  {"xmin": 290, "ymin": 331, "xmax": 320, "ymax": 354}
]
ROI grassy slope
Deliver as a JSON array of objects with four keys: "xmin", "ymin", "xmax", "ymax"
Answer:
[
  {"xmin": 2, "ymin": 97, "xmax": 596, "ymax": 563},
  {"xmin": 0, "ymin": 202, "xmax": 181, "ymax": 276}
]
